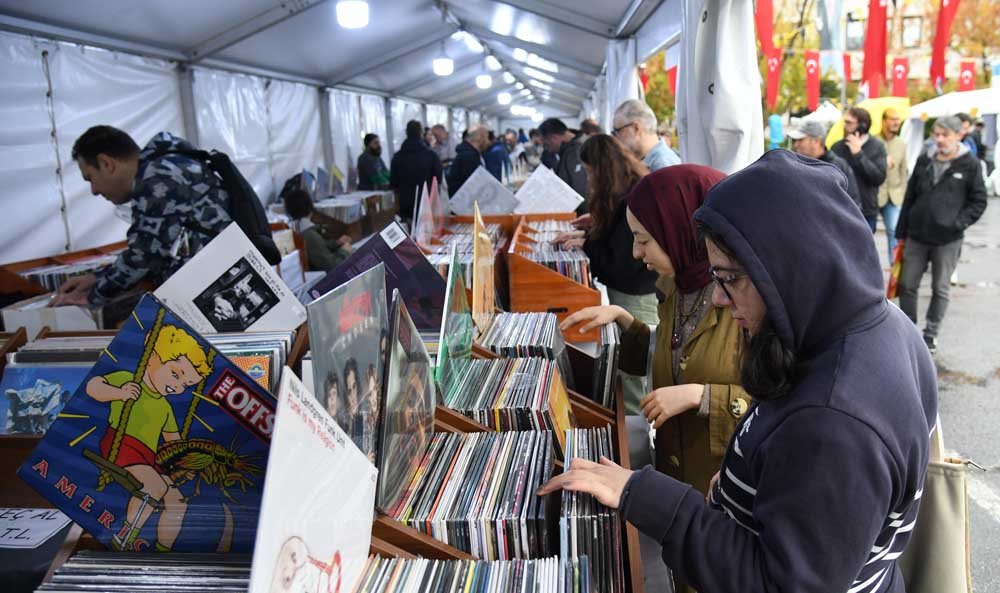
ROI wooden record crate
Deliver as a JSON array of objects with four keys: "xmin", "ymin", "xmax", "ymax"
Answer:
[
  {"xmin": 0, "ymin": 327, "xmax": 28, "ymax": 374},
  {"xmin": 362, "ymin": 191, "xmax": 398, "ymax": 236},
  {"xmin": 2, "ymin": 242, "xmax": 127, "ymax": 274},
  {"xmin": 506, "ymin": 215, "xmax": 601, "ymax": 344}
]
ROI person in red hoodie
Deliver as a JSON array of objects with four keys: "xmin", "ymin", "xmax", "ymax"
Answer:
[{"xmin": 540, "ymin": 150, "xmax": 937, "ymax": 593}]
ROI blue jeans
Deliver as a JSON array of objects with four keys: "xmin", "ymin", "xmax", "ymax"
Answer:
[
  {"xmin": 880, "ymin": 203, "xmax": 901, "ymax": 262},
  {"xmin": 865, "ymin": 215, "xmax": 877, "ymax": 233}
]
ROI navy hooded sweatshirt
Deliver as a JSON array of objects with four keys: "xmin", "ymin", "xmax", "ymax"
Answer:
[{"xmin": 620, "ymin": 150, "xmax": 937, "ymax": 593}]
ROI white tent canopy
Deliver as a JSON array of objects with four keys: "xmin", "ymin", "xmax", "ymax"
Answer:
[{"xmin": 903, "ymin": 87, "xmax": 1000, "ymax": 171}]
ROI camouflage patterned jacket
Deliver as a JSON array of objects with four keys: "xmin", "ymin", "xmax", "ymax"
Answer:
[{"xmin": 89, "ymin": 133, "xmax": 233, "ymax": 306}]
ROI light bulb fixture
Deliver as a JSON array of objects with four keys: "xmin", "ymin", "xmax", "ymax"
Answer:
[
  {"xmin": 451, "ymin": 31, "xmax": 483, "ymax": 53},
  {"xmin": 476, "ymin": 74, "xmax": 493, "ymax": 89},
  {"xmin": 519, "ymin": 88, "xmax": 531, "ymax": 96},
  {"xmin": 486, "ymin": 55, "xmax": 502, "ymax": 71},
  {"xmin": 336, "ymin": 0, "xmax": 369, "ymax": 29},
  {"xmin": 432, "ymin": 42, "xmax": 454, "ymax": 76},
  {"xmin": 513, "ymin": 48, "xmax": 528, "ymax": 62},
  {"xmin": 531, "ymin": 112, "xmax": 544, "ymax": 122},
  {"xmin": 515, "ymin": 82, "xmax": 524, "ymax": 90},
  {"xmin": 497, "ymin": 92, "xmax": 512, "ymax": 105},
  {"xmin": 502, "ymin": 72, "xmax": 516, "ymax": 84},
  {"xmin": 524, "ymin": 67, "xmax": 555, "ymax": 83}
]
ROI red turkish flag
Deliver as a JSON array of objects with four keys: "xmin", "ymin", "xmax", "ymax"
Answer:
[
  {"xmin": 766, "ymin": 47, "xmax": 783, "ymax": 110},
  {"xmin": 958, "ymin": 60, "xmax": 976, "ymax": 91},
  {"xmin": 930, "ymin": 0, "xmax": 961, "ymax": 86},
  {"xmin": 891, "ymin": 57, "xmax": 909, "ymax": 97},
  {"xmin": 805, "ymin": 50, "xmax": 820, "ymax": 111},
  {"xmin": 843, "ymin": 52, "xmax": 853, "ymax": 82},
  {"xmin": 862, "ymin": 0, "xmax": 888, "ymax": 98},
  {"xmin": 755, "ymin": 0, "xmax": 775, "ymax": 54},
  {"xmin": 666, "ymin": 66, "xmax": 678, "ymax": 96}
]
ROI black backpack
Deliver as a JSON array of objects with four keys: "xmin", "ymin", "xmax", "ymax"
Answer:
[{"xmin": 151, "ymin": 148, "xmax": 282, "ymax": 265}]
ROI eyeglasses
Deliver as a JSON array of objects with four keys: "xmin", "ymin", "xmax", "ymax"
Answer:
[
  {"xmin": 611, "ymin": 122, "xmax": 636, "ymax": 136},
  {"xmin": 710, "ymin": 267, "xmax": 748, "ymax": 302}
]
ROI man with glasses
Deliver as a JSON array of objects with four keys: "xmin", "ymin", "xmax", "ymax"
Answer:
[
  {"xmin": 613, "ymin": 100, "xmax": 680, "ymax": 171},
  {"xmin": 831, "ymin": 106, "xmax": 887, "ymax": 233},
  {"xmin": 877, "ymin": 108, "xmax": 909, "ymax": 262}
]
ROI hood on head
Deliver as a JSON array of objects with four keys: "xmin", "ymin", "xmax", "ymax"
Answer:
[
  {"xmin": 693, "ymin": 150, "xmax": 884, "ymax": 354},
  {"xmin": 140, "ymin": 132, "xmax": 197, "ymax": 159}
]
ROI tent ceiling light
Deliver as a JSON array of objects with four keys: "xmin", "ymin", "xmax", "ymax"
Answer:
[
  {"xmin": 528, "ymin": 80, "xmax": 552, "ymax": 91},
  {"xmin": 498, "ymin": 92, "xmax": 512, "ymax": 105},
  {"xmin": 433, "ymin": 42, "xmax": 453, "ymax": 76},
  {"xmin": 526, "ymin": 53, "xmax": 559, "ymax": 73},
  {"xmin": 523, "ymin": 67, "xmax": 555, "ymax": 83},
  {"xmin": 513, "ymin": 48, "xmax": 528, "ymax": 62},
  {"xmin": 336, "ymin": 1, "xmax": 369, "ymax": 29},
  {"xmin": 486, "ymin": 55, "xmax": 502, "ymax": 71},
  {"xmin": 515, "ymin": 82, "xmax": 524, "ymax": 90},
  {"xmin": 531, "ymin": 112, "xmax": 544, "ymax": 122},
  {"xmin": 502, "ymin": 72, "xmax": 516, "ymax": 84},
  {"xmin": 450, "ymin": 31, "xmax": 483, "ymax": 53},
  {"xmin": 519, "ymin": 88, "xmax": 531, "ymax": 96},
  {"xmin": 476, "ymin": 74, "xmax": 493, "ymax": 89}
]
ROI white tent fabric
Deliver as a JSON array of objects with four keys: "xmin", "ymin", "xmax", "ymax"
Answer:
[
  {"xmin": 904, "ymin": 88, "xmax": 1000, "ymax": 171},
  {"xmin": 451, "ymin": 108, "xmax": 468, "ymax": 143},
  {"xmin": 604, "ymin": 38, "xmax": 641, "ymax": 130},
  {"xmin": 328, "ymin": 89, "xmax": 362, "ymax": 183},
  {"xmin": 390, "ymin": 98, "xmax": 424, "ymax": 151},
  {"xmin": 0, "ymin": 33, "xmax": 67, "ymax": 264},
  {"xmin": 426, "ymin": 104, "xmax": 449, "ymax": 127},
  {"xmin": 468, "ymin": 110, "xmax": 482, "ymax": 126},
  {"xmin": 359, "ymin": 94, "xmax": 388, "ymax": 159},
  {"xmin": 677, "ymin": 0, "xmax": 763, "ymax": 174},
  {"xmin": 266, "ymin": 79, "xmax": 324, "ymax": 193},
  {"xmin": 193, "ymin": 68, "xmax": 274, "ymax": 205}
]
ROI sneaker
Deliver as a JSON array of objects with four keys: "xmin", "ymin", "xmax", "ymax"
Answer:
[{"xmin": 923, "ymin": 336, "xmax": 938, "ymax": 355}]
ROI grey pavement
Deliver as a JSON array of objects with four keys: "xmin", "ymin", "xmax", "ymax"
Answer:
[{"xmin": 876, "ymin": 196, "xmax": 1000, "ymax": 592}]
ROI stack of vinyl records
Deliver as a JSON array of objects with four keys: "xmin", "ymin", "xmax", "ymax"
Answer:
[
  {"xmin": 592, "ymin": 324, "xmax": 621, "ymax": 409},
  {"xmin": 479, "ymin": 313, "xmax": 573, "ymax": 390},
  {"xmin": 522, "ymin": 249, "xmax": 592, "ymax": 288},
  {"xmin": 355, "ymin": 555, "xmax": 591, "ymax": 593},
  {"xmin": 389, "ymin": 430, "xmax": 557, "ymax": 561},
  {"xmin": 561, "ymin": 426, "xmax": 623, "ymax": 593},
  {"xmin": 17, "ymin": 254, "xmax": 120, "ymax": 292},
  {"xmin": 313, "ymin": 194, "xmax": 367, "ymax": 223},
  {"xmin": 527, "ymin": 220, "xmax": 575, "ymax": 233},
  {"xmin": 5, "ymin": 331, "xmax": 295, "ymax": 394},
  {"xmin": 427, "ymin": 251, "xmax": 473, "ymax": 288},
  {"xmin": 37, "ymin": 551, "xmax": 251, "ymax": 592},
  {"xmin": 442, "ymin": 358, "xmax": 564, "ymax": 433}
]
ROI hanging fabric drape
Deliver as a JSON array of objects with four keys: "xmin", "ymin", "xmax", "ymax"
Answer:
[{"xmin": 603, "ymin": 38, "xmax": 641, "ymax": 130}]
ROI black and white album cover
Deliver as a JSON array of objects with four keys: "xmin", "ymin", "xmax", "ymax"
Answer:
[{"xmin": 194, "ymin": 258, "xmax": 280, "ymax": 332}]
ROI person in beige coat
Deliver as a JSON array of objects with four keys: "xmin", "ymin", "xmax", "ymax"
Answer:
[{"xmin": 878, "ymin": 108, "xmax": 909, "ymax": 261}]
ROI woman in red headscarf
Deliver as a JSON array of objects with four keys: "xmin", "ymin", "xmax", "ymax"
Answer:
[{"xmin": 561, "ymin": 165, "xmax": 751, "ymax": 501}]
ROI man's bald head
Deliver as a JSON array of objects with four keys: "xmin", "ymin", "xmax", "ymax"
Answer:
[{"xmin": 467, "ymin": 125, "xmax": 489, "ymax": 152}]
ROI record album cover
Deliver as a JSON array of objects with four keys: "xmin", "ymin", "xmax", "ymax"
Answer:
[
  {"xmin": 376, "ymin": 290, "xmax": 435, "ymax": 514},
  {"xmin": 435, "ymin": 245, "xmax": 474, "ymax": 389},
  {"xmin": 309, "ymin": 222, "xmax": 445, "ymax": 333},
  {"xmin": 307, "ymin": 265, "xmax": 388, "ymax": 462},
  {"xmin": 17, "ymin": 295, "xmax": 276, "ymax": 553},
  {"xmin": 247, "ymin": 369, "xmax": 376, "ymax": 593},
  {"xmin": 471, "ymin": 203, "xmax": 496, "ymax": 335},
  {"xmin": 0, "ymin": 365, "xmax": 90, "ymax": 435}
]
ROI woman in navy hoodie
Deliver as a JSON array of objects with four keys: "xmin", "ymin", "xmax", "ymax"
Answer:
[{"xmin": 540, "ymin": 150, "xmax": 937, "ymax": 593}]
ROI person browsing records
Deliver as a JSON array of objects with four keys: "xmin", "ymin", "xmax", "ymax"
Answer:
[
  {"xmin": 446, "ymin": 125, "xmax": 489, "ymax": 194},
  {"xmin": 52, "ymin": 126, "xmax": 233, "ymax": 307},
  {"xmin": 538, "ymin": 118, "xmax": 589, "ymax": 213},
  {"xmin": 542, "ymin": 150, "xmax": 936, "ymax": 593},
  {"xmin": 612, "ymin": 99, "xmax": 680, "ymax": 171},
  {"xmin": 282, "ymin": 189, "xmax": 352, "ymax": 272},
  {"xmin": 560, "ymin": 166, "xmax": 752, "ymax": 593},
  {"xmin": 389, "ymin": 120, "xmax": 443, "ymax": 223}
]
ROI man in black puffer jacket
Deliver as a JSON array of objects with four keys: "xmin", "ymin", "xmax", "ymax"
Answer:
[
  {"xmin": 831, "ymin": 106, "xmax": 887, "ymax": 231},
  {"xmin": 896, "ymin": 115, "xmax": 987, "ymax": 354},
  {"xmin": 390, "ymin": 120, "xmax": 442, "ymax": 223}
]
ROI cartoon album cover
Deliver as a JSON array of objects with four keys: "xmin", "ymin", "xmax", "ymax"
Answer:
[
  {"xmin": 247, "ymin": 369, "xmax": 376, "ymax": 593},
  {"xmin": 306, "ymin": 265, "xmax": 388, "ymax": 462},
  {"xmin": 17, "ymin": 294, "xmax": 276, "ymax": 553},
  {"xmin": 0, "ymin": 365, "xmax": 90, "ymax": 435},
  {"xmin": 375, "ymin": 290, "xmax": 435, "ymax": 514}
]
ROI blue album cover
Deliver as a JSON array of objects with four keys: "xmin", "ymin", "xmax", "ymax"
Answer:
[
  {"xmin": 0, "ymin": 365, "xmax": 90, "ymax": 435},
  {"xmin": 17, "ymin": 294, "xmax": 276, "ymax": 554}
]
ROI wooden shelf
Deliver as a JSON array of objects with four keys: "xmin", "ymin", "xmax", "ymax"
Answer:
[
  {"xmin": 372, "ymin": 514, "xmax": 475, "ymax": 560},
  {"xmin": 0, "ymin": 327, "xmax": 27, "ymax": 374}
]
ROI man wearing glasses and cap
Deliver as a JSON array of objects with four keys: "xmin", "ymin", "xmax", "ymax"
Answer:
[{"xmin": 789, "ymin": 120, "xmax": 862, "ymax": 210}]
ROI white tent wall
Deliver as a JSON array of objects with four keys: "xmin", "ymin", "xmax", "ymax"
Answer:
[
  {"xmin": 468, "ymin": 110, "xmax": 482, "ymax": 127},
  {"xmin": 390, "ymin": 98, "xmax": 425, "ymax": 152},
  {"xmin": 451, "ymin": 107, "xmax": 468, "ymax": 142},
  {"xmin": 426, "ymin": 104, "xmax": 449, "ymax": 127},
  {"xmin": 192, "ymin": 68, "xmax": 275, "ymax": 205},
  {"xmin": 603, "ymin": 38, "xmax": 642, "ymax": 131},
  {"xmin": 359, "ymin": 93, "xmax": 388, "ymax": 159},
  {"xmin": 266, "ymin": 79, "xmax": 324, "ymax": 195},
  {"xmin": 0, "ymin": 33, "xmax": 67, "ymax": 265},
  {"xmin": 328, "ymin": 89, "xmax": 362, "ymax": 184}
]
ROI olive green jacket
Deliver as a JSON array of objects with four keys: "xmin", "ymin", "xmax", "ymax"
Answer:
[{"xmin": 620, "ymin": 276, "xmax": 751, "ymax": 495}]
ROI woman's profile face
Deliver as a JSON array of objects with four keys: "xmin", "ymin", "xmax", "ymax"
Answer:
[
  {"xmin": 705, "ymin": 238, "xmax": 767, "ymax": 336},
  {"xmin": 626, "ymin": 207, "xmax": 674, "ymax": 276}
]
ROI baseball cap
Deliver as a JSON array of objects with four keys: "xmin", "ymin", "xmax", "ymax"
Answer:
[{"xmin": 787, "ymin": 120, "xmax": 827, "ymax": 140}]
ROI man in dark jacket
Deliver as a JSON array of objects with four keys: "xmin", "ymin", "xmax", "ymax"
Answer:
[
  {"xmin": 390, "ymin": 120, "xmax": 442, "ymax": 222},
  {"xmin": 539, "ymin": 150, "xmax": 936, "ymax": 593},
  {"xmin": 538, "ymin": 118, "xmax": 588, "ymax": 213},
  {"xmin": 446, "ymin": 125, "xmax": 489, "ymax": 194},
  {"xmin": 896, "ymin": 115, "xmax": 988, "ymax": 354},
  {"xmin": 483, "ymin": 131, "xmax": 510, "ymax": 182},
  {"xmin": 831, "ymin": 106, "xmax": 887, "ymax": 231},
  {"xmin": 790, "ymin": 120, "xmax": 862, "ymax": 210},
  {"xmin": 357, "ymin": 133, "xmax": 390, "ymax": 191}
]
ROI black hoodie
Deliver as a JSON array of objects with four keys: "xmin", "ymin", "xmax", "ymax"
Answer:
[
  {"xmin": 390, "ymin": 137, "xmax": 442, "ymax": 219},
  {"xmin": 620, "ymin": 150, "xmax": 937, "ymax": 593}
]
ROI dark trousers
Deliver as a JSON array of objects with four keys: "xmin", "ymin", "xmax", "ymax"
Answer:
[{"xmin": 898, "ymin": 237, "xmax": 963, "ymax": 339}]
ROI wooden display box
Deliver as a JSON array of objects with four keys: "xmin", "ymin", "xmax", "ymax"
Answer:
[
  {"xmin": 362, "ymin": 192, "xmax": 397, "ymax": 236},
  {"xmin": 506, "ymin": 217, "xmax": 601, "ymax": 343}
]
